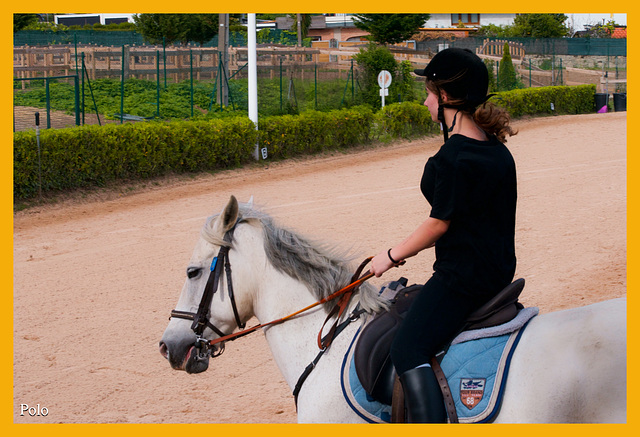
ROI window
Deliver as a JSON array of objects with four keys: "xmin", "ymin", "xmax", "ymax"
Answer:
[
  {"xmin": 451, "ymin": 14, "xmax": 480, "ymax": 26},
  {"xmin": 58, "ymin": 15, "xmax": 100, "ymax": 27},
  {"xmin": 105, "ymin": 17, "xmax": 129, "ymax": 25}
]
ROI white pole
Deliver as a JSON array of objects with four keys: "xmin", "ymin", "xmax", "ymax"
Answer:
[{"xmin": 248, "ymin": 13, "xmax": 259, "ymax": 160}]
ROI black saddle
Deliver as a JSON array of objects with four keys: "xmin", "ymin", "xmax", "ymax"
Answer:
[{"xmin": 354, "ymin": 278, "xmax": 525, "ymax": 406}]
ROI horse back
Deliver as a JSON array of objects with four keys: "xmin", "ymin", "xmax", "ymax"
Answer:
[{"xmin": 497, "ymin": 298, "xmax": 626, "ymax": 423}]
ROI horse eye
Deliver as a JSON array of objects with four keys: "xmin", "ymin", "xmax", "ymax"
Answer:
[{"xmin": 186, "ymin": 267, "xmax": 202, "ymax": 280}]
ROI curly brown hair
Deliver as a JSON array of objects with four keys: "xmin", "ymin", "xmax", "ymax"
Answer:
[
  {"xmin": 473, "ymin": 102, "xmax": 517, "ymax": 143},
  {"xmin": 427, "ymin": 81, "xmax": 517, "ymax": 143}
]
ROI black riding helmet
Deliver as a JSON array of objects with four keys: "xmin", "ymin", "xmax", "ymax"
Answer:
[{"xmin": 415, "ymin": 48, "xmax": 491, "ymax": 141}]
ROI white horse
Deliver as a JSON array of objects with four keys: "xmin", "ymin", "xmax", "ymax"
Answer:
[{"xmin": 160, "ymin": 196, "xmax": 627, "ymax": 423}]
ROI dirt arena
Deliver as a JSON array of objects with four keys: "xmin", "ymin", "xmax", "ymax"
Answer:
[{"xmin": 13, "ymin": 112, "xmax": 626, "ymax": 424}]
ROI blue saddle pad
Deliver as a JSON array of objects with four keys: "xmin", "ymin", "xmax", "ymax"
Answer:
[{"xmin": 340, "ymin": 314, "xmax": 534, "ymax": 423}]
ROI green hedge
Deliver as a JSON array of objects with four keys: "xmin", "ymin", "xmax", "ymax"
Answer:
[
  {"xmin": 490, "ymin": 84, "xmax": 596, "ymax": 117},
  {"xmin": 259, "ymin": 106, "xmax": 375, "ymax": 159},
  {"xmin": 376, "ymin": 101, "xmax": 439, "ymax": 139},
  {"xmin": 13, "ymin": 85, "xmax": 597, "ymax": 201},
  {"xmin": 14, "ymin": 117, "xmax": 257, "ymax": 199}
]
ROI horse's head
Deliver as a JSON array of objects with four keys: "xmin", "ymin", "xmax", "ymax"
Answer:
[
  {"xmin": 160, "ymin": 195, "xmax": 388, "ymax": 375},
  {"xmin": 159, "ymin": 195, "xmax": 257, "ymax": 374}
]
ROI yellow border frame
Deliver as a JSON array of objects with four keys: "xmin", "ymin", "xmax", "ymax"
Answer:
[{"xmin": 5, "ymin": 2, "xmax": 634, "ymax": 436}]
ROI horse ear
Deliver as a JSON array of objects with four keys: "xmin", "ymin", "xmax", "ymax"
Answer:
[{"xmin": 220, "ymin": 195, "xmax": 239, "ymax": 233}]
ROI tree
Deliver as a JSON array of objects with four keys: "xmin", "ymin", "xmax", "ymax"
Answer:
[
  {"xmin": 183, "ymin": 14, "xmax": 219, "ymax": 46},
  {"xmin": 511, "ymin": 14, "xmax": 569, "ymax": 38},
  {"xmin": 14, "ymin": 14, "xmax": 40, "ymax": 31},
  {"xmin": 352, "ymin": 14, "xmax": 430, "ymax": 45},
  {"xmin": 133, "ymin": 14, "xmax": 218, "ymax": 46},
  {"xmin": 354, "ymin": 43, "xmax": 399, "ymax": 107},
  {"xmin": 475, "ymin": 23, "xmax": 516, "ymax": 38},
  {"xmin": 576, "ymin": 20, "xmax": 617, "ymax": 38},
  {"xmin": 290, "ymin": 14, "xmax": 312, "ymax": 40},
  {"xmin": 498, "ymin": 43, "xmax": 519, "ymax": 91},
  {"xmin": 476, "ymin": 14, "xmax": 569, "ymax": 38}
]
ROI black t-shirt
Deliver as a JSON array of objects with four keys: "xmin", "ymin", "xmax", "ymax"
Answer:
[{"xmin": 420, "ymin": 134, "xmax": 517, "ymax": 297}]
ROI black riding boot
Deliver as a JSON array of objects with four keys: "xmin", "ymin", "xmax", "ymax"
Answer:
[{"xmin": 399, "ymin": 365, "xmax": 447, "ymax": 423}]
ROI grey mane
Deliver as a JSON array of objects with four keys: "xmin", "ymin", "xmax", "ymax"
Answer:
[{"xmin": 201, "ymin": 203, "xmax": 388, "ymax": 314}]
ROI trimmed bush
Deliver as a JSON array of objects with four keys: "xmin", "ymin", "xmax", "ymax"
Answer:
[
  {"xmin": 13, "ymin": 85, "xmax": 597, "ymax": 201},
  {"xmin": 490, "ymin": 84, "xmax": 595, "ymax": 117},
  {"xmin": 498, "ymin": 43, "xmax": 520, "ymax": 91},
  {"xmin": 376, "ymin": 101, "xmax": 438, "ymax": 139},
  {"xmin": 14, "ymin": 117, "xmax": 257, "ymax": 199},
  {"xmin": 259, "ymin": 106, "xmax": 375, "ymax": 159}
]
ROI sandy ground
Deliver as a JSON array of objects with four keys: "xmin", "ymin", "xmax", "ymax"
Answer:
[{"xmin": 13, "ymin": 112, "xmax": 626, "ymax": 424}]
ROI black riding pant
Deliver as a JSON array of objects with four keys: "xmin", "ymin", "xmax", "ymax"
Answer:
[{"xmin": 390, "ymin": 275, "xmax": 485, "ymax": 375}]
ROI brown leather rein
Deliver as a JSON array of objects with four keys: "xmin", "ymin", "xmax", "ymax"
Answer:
[
  {"xmin": 207, "ymin": 257, "xmax": 374, "ymax": 351},
  {"xmin": 169, "ymin": 219, "xmax": 376, "ymax": 361}
]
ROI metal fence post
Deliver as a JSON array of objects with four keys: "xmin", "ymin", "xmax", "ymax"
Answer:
[
  {"xmin": 45, "ymin": 78, "xmax": 51, "ymax": 129},
  {"xmin": 74, "ymin": 75, "xmax": 80, "ymax": 126},
  {"xmin": 156, "ymin": 50, "xmax": 161, "ymax": 118},
  {"xmin": 74, "ymin": 32, "xmax": 79, "ymax": 74},
  {"xmin": 81, "ymin": 52, "xmax": 85, "ymax": 125},
  {"xmin": 280, "ymin": 57, "xmax": 283, "ymax": 114},
  {"xmin": 351, "ymin": 59, "xmax": 355, "ymax": 101},
  {"xmin": 120, "ymin": 45, "xmax": 125, "ymax": 123},
  {"xmin": 35, "ymin": 112, "xmax": 42, "ymax": 200},
  {"xmin": 190, "ymin": 49, "xmax": 194, "ymax": 118},
  {"xmin": 81, "ymin": 54, "xmax": 102, "ymax": 126},
  {"xmin": 163, "ymin": 37, "xmax": 167, "ymax": 90}
]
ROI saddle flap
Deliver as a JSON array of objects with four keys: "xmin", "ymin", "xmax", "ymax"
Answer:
[
  {"xmin": 354, "ymin": 283, "xmax": 422, "ymax": 404},
  {"xmin": 354, "ymin": 279, "xmax": 526, "ymax": 407},
  {"xmin": 465, "ymin": 278, "xmax": 525, "ymax": 328},
  {"xmin": 354, "ymin": 317, "xmax": 397, "ymax": 405}
]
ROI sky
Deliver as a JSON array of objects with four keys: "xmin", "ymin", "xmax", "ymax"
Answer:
[{"xmin": 566, "ymin": 13, "xmax": 627, "ymax": 29}]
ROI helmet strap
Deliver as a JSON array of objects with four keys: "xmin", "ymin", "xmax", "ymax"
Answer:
[
  {"xmin": 438, "ymin": 104, "xmax": 462, "ymax": 142},
  {"xmin": 448, "ymin": 110, "xmax": 461, "ymax": 133},
  {"xmin": 437, "ymin": 104, "xmax": 448, "ymax": 142}
]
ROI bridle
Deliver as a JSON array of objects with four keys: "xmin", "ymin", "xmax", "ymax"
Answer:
[
  {"xmin": 167, "ymin": 218, "xmax": 377, "ymax": 402},
  {"xmin": 169, "ymin": 223, "xmax": 246, "ymax": 361}
]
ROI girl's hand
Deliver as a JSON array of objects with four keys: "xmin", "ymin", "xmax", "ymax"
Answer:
[{"xmin": 370, "ymin": 249, "xmax": 402, "ymax": 278}]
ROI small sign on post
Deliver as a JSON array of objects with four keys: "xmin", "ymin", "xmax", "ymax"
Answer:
[{"xmin": 377, "ymin": 70, "xmax": 392, "ymax": 108}]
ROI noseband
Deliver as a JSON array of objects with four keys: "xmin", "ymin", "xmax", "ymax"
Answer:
[
  {"xmin": 169, "ymin": 223, "xmax": 245, "ymax": 360},
  {"xmin": 167, "ymin": 217, "xmax": 378, "ymax": 404}
]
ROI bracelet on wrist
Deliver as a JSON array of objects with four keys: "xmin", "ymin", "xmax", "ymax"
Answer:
[{"xmin": 387, "ymin": 248, "xmax": 401, "ymax": 266}]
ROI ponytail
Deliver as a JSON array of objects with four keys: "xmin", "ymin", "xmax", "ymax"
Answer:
[
  {"xmin": 473, "ymin": 102, "xmax": 517, "ymax": 143},
  {"xmin": 427, "ymin": 80, "xmax": 517, "ymax": 143}
]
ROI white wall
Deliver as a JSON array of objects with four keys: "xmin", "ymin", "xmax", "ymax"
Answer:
[{"xmin": 424, "ymin": 13, "xmax": 516, "ymax": 28}]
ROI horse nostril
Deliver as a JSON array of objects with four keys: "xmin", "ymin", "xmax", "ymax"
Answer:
[{"xmin": 159, "ymin": 341, "xmax": 169, "ymax": 359}]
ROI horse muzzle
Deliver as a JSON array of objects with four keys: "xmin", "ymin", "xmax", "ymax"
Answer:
[{"xmin": 159, "ymin": 339, "xmax": 211, "ymax": 374}]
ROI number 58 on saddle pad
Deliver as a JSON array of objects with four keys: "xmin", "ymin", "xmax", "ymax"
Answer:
[{"xmin": 340, "ymin": 308, "xmax": 538, "ymax": 423}]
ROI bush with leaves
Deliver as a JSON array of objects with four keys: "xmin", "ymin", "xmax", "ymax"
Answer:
[
  {"xmin": 498, "ymin": 43, "xmax": 521, "ymax": 91},
  {"xmin": 13, "ymin": 85, "xmax": 597, "ymax": 200},
  {"xmin": 490, "ymin": 84, "xmax": 595, "ymax": 117},
  {"xmin": 13, "ymin": 117, "xmax": 257, "ymax": 199},
  {"xmin": 352, "ymin": 14, "xmax": 430, "ymax": 45},
  {"xmin": 375, "ymin": 101, "xmax": 438, "ymax": 140},
  {"xmin": 354, "ymin": 43, "xmax": 405, "ymax": 108}
]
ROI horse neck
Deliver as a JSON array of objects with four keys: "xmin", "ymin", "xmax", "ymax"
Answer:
[{"xmin": 253, "ymin": 268, "xmax": 336, "ymax": 389}]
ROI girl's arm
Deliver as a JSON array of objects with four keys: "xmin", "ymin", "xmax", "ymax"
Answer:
[{"xmin": 370, "ymin": 216, "xmax": 450, "ymax": 277}]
